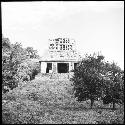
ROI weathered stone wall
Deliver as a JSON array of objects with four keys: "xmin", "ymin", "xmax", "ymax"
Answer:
[{"xmin": 40, "ymin": 38, "xmax": 81, "ymax": 73}]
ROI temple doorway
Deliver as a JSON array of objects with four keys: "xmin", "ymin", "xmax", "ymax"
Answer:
[
  {"xmin": 46, "ymin": 63, "xmax": 52, "ymax": 73},
  {"xmin": 57, "ymin": 63, "xmax": 69, "ymax": 73}
]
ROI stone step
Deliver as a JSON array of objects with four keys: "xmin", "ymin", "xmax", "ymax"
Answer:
[{"xmin": 35, "ymin": 73, "xmax": 74, "ymax": 80}]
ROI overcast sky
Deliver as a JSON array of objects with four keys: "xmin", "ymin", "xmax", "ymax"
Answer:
[{"xmin": 2, "ymin": 1, "xmax": 124, "ymax": 69}]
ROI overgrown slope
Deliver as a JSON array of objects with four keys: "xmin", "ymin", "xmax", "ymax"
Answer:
[{"xmin": 2, "ymin": 76, "xmax": 124, "ymax": 124}]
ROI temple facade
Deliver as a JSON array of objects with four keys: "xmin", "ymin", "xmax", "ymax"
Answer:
[{"xmin": 39, "ymin": 38, "xmax": 82, "ymax": 73}]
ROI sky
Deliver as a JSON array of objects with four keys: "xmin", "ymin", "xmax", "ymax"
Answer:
[{"xmin": 2, "ymin": 1, "xmax": 124, "ymax": 69}]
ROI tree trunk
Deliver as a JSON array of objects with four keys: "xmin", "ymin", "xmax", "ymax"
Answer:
[
  {"xmin": 112, "ymin": 101, "xmax": 115, "ymax": 110},
  {"xmin": 90, "ymin": 98, "xmax": 94, "ymax": 109}
]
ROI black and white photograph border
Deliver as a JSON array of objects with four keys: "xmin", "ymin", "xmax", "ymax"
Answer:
[{"xmin": 2, "ymin": 1, "xmax": 124, "ymax": 124}]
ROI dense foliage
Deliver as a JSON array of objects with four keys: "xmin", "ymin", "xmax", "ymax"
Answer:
[
  {"xmin": 2, "ymin": 35, "xmax": 40, "ymax": 93},
  {"xmin": 14, "ymin": 60, "xmax": 40, "ymax": 82},
  {"xmin": 71, "ymin": 53, "xmax": 124, "ymax": 109},
  {"xmin": 102, "ymin": 62, "xmax": 124, "ymax": 109},
  {"xmin": 71, "ymin": 54, "xmax": 105, "ymax": 108}
]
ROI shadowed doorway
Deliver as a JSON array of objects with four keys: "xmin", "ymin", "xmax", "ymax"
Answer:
[
  {"xmin": 57, "ymin": 63, "xmax": 69, "ymax": 73},
  {"xmin": 46, "ymin": 63, "xmax": 52, "ymax": 73}
]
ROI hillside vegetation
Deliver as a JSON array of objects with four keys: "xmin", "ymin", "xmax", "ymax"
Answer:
[
  {"xmin": 2, "ymin": 35, "xmax": 40, "ymax": 93},
  {"xmin": 2, "ymin": 75, "xmax": 124, "ymax": 124}
]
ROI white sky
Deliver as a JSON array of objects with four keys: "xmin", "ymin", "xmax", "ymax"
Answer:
[{"xmin": 2, "ymin": 1, "xmax": 124, "ymax": 69}]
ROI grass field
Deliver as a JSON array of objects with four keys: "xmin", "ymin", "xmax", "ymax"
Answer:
[{"xmin": 2, "ymin": 75, "xmax": 124, "ymax": 124}]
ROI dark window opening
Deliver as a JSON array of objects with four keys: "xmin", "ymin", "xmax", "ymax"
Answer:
[
  {"xmin": 60, "ymin": 45, "xmax": 62, "ymax": 50},
  {"xmin": 63, "ymin": 45, "xmax": 65, "ymax": 50},
  {"xmin": 50, "ymin": 44, "xmax": 54, "ymax": 46}
]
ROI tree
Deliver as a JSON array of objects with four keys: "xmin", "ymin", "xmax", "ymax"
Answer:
[
  {"xmin": 71, "ymin": 53, "xmax": 105, "ymax": 108},
  {"xmin": 2, "ymin": 36, "xmax": 13, "ymax": 91},
  {"xmin": 2, "ymin": 35, "xmax": 11, "ymax": 50},
  {"xmin": 2, "ymin": 36, "xmax": 40, "ymax": 92},
  {"xmin": 25, "ymin": 47, "xmax": 39, "ymax": 59},
  {"xmin": 2, "ymin": 40, "xmax": 27, "ymax": 91},
  {"xmin": 102, "ymin": 62, "xmax": 124, "ymax": 109}
]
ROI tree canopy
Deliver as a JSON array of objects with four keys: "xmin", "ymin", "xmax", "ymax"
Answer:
[
  {"xmin": 71, "ymin": 53, "xmax": 105, "ymax": 108},
  {"xmin": 102, "ymin": 62, "xmax": 124, "ymax": 109},
  {"xmin": 2, "ymin": 35, "xmax": 40, "ymax": 93},
  {"xmin": 71, "ymin": 53, "xmax": 124, "ymax": 109}
]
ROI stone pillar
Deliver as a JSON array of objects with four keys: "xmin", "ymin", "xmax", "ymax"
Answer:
[
  {"xmin": 69, "ymin": 62, "xmax": 71, "ymax": 72},
  {"xmin": 52, "ymin": 62, "xmax": 57, "ymax": 73},
  {"xmin": 40, "ymin": 62, "xmax": 47, "ymax": 73},
  {"xmin": 69, "ymin": 62, "xmax": 74, "ymax": 72},
  {"xmin": 71, "ymin": 62, "xmax": 74, "ymax": 71}
]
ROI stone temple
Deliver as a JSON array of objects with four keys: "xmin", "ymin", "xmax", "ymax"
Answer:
[{"xmin": 39, "ymin": 38, "xmax": 82, "ymax": 73}]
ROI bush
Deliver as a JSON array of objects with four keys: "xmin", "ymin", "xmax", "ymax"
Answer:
[
  {"xmin": 14, "ymin": 60, "xmax": 40, "ymax": 83},
  {"xmin": 96, "ymin": 109, "xmax": 124, "ymax": 124}
]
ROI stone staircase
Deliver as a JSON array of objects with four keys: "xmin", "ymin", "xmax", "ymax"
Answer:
[{"xmin": 35, "ymin": 72, "xmax": 74, "ymax": 80}]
